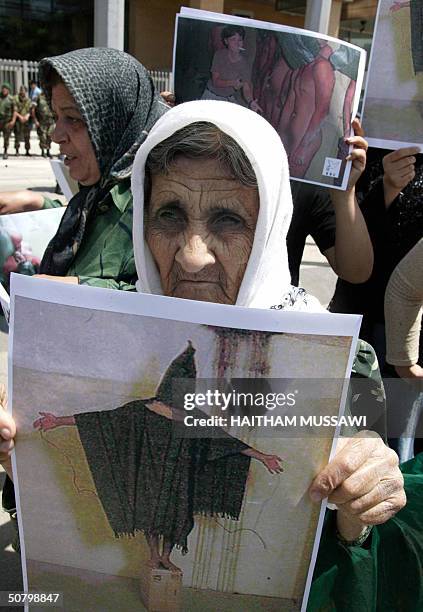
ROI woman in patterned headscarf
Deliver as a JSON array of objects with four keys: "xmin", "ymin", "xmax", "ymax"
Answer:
[{"xmin": 36, "ymin": 47, "xmax": 168, "ymax": 288}]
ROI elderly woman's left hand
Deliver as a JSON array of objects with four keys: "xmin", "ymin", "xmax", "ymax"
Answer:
[{"xmin": 308, "ymin": 433, "xmax": 406, "ymax": 541}]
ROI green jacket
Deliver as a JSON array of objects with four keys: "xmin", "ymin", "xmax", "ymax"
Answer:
[
  {"xmin": 308, "ymin": 341, "xmax": 422, "ymax": 611},
  {"xmin": 43, "ymin": 179, "xmax": 136, "ymax": 291},
  {"xmin": 309, "ymin": 453, "xmax": 423, "ymax": 611}
]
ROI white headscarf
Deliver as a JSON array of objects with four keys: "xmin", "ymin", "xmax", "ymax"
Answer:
[{"xmin": 132, "ymin": 100, "xmax": 321, "ymax": 311}]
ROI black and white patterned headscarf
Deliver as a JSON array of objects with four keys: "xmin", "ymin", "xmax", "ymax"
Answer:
[{"xmin": 39, "ymin": 47, "xmax": 168, "ymax": 275}]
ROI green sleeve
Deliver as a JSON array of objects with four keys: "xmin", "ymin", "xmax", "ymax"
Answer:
[
  {"xmin": 77, "ymin": 276, "xmax": 136, "ymax": 292},
  {"xmin": 343, "ymin": 339, "xmax": 387, "ymax": 440},
  {"xmin": 42, "ymin": 196, "xmax": 64, "ymax": 209},
  {"xmin": 309, "ymin": 453, "xmax": 423, "ymax": 611},
  {"xmin": 308, "ymin": 510, "xmax": 378, "ymax": 611},
  {"xmin": 67, "ymin": 181, "xmax": 136, "ymax": 289}
]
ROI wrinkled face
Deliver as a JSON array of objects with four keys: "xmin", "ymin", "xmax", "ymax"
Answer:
[
  {"xmin": 225, "ymin": 33, "xmax": 244, "ymax": 52},
  {"xmin": 1, "ymin": 87, "xmax": 9, "ymax": 97},
  {"xmin": 145, "ymin": 156, "xmax": 259, "ymax": 305},
  {"xmin": 51, "ymin": 83, "xmax": 101, "ymax": 186}
]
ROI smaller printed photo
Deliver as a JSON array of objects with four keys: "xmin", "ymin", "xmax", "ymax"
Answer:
[
  {"xmin": 362, "ymin": 0, "xmax": 423, "ymax": 149},
  {"xmin": 173, "ymin": 10, "xmax": 365, "ymax": 190}
]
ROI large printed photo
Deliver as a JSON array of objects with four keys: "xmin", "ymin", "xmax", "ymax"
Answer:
[{"xmin": 10, "ymin": 279, "xmax": 360, "ymax": 612}]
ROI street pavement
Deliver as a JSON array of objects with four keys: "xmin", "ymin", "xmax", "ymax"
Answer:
[{"xmin": 0, "ymin": 131, "xmax": 337, "ymax": 602}]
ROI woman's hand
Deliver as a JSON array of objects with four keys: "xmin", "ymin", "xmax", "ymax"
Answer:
[
  {"xmin": 344, "ymin": 118, "xmax": 368, "ymax": 191},
  {"xmin": 382, "ymin": 146, "xmax": 420, "ymax": 207},
  {"xmin": 0, "ymin": 384, "xmax": 16, "ymax": 478},
  {"xmin": 249, "ymin": 99, "xmax": 263, "ymax": 114},
  {"xmin": 395, "ymin": 364, "xmax": 423, "ymax": 383},
  {"xmin": 308, "ymin": 433, "xmax": 406, "ymax": 541},
  {"xmin": 160, "ymin": 91, "xmax": 175, "ymax": 107}
]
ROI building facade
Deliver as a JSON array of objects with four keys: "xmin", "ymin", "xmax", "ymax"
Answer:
[{"xmin": 0, "ymin": 0, "xmax": 377, "ymax": 70}]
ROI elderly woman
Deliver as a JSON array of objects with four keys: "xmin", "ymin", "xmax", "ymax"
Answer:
[
  {"xmin": 0, "ymin": 101, "xmax": 418, "ymax": 608},
  {"xmin": 35, "ymin": 47, "xmax": 167, "ymax": 287},
  {"xmin": 130, "ymin": 101, "xmax": 419, "ymax": 609}
]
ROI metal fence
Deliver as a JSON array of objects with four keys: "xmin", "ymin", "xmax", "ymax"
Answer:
[
  {"xmin": 0, "ymin": 58, "xmax": 173, "ymax": 95},
  {"xmin": 149, "ymin": 69, "xmax": 173, "ymax": 93},
  {"xmin": 0, "ymin": 59, "xmax": 39, "ymax": 93}
]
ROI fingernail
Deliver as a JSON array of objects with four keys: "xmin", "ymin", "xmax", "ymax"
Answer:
[
  {"xmin": 1, "ymin": 428, "xmax": 10, "ymax": 439},
  {"xmin": 310, "ymin": 489, "xmax": 323, "ymax": 502}
]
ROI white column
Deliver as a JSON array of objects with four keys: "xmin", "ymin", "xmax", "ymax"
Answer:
[
  {"xmin": 304, "ymin": 0, "xmax": 333, "ymax": 35},
  {"xmin": 328, "ymin": 0, "xmax": 343, "ymax": 38},
  {"xmin": 94, "ymin": 0, "xmax": 125, "ymax": 50}
]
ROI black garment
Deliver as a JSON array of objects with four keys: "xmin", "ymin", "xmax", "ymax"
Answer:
[
  {"xmin": 2, "ymin": 474, "xmax": 15, "ymax": 513},
  {"xmin": 411, "ymin": 0, "xmax": 423, "ymax": 74},
  {"xmin": 330, "ymin": 152, "xmax": 423, "ymax": 353},
  {"xmin": 287, "ymin": 181, "xmax": 335, "ymax": 286},
  {"xmin": 74, "ymin": 400, "xmax": 250, "ymax": 553}
]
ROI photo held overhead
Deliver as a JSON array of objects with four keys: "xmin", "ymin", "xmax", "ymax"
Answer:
[{"xmin": 173, "ymin": 7, "xmax": 366, "ymax": 190}]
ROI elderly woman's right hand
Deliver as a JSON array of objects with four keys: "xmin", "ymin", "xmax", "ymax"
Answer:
[
  {"xmin": 309, "ymin": 433, "xmax": 406, "ymax": 541},
  {"xmin": 0, "ymin": 384, "xmax": 16, "ymax": 478}
]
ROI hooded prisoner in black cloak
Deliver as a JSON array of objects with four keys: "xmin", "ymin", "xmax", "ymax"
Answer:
[{"xmin": 73, "ymin": 343, "xmax": 251, "ymax": 553}]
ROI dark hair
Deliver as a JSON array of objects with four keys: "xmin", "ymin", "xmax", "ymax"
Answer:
[
  {"xmin": 221, "ymin": 26, "xmax": 245, "ymax": 47},
  {"xmin": 39, "ymin": 66, "xmax": 63, "ymax": 100},
  {"xmin": 144, "ymin": 121, "xmax": 257, "ymax": 204}
]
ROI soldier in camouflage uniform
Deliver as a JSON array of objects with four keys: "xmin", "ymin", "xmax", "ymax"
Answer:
[
  {"xmin": 0, "ymin": 82, "xmax": 15, "ymax": 160},
  {"xmin": 13, "ymin": 86, "xmax": 32, "ymax": 156},
  {"xmin": 32, "ymin": 91, "xmax": 54, "ymax": 158}
]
